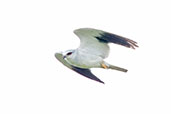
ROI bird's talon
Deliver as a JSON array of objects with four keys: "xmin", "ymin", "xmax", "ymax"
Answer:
[{"xmin": 101, "ymin": 63, "xmax": 108, "ymax": 69}]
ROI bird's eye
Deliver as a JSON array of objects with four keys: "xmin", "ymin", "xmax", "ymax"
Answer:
[{"xmin": 66, "ymin": 52, "xmax": 72, "ymax": 56}]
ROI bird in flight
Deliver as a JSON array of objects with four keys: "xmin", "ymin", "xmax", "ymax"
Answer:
[{"xmin": 55, "ymin": 28, "xmax": 138, "ymax": 84}]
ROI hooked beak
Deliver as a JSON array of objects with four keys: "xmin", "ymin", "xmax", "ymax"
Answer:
[{"xmin": 63, "ymin": 56, "xmax": 66, "ymax": 59}]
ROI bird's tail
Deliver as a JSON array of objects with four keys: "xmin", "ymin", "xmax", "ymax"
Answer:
[{"xmin": 108, "ymin": 64, "xmax": 128, "ymax": 72}]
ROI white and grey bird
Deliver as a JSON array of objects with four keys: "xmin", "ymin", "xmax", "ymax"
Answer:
[{"xmin": 55, "ymin": 28, "xmax": 138, "ymax": 84}]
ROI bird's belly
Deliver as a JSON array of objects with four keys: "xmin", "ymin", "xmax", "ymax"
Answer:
[{"xmin": 67, "ymin": 53, "xmax": 103, "ymax": 69}]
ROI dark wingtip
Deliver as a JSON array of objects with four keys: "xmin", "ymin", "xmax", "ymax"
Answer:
[
  {"xmin": 99, "ymin": 80, "xmax": 105, "ymax": 84},
  {"xmin": 126, "ymin": 38, "xmax": 139, "ymax": 49},
  {"xmin": 97, "ymin": 32, "xmax": 139, "ymax": 49},
  {"xmin": 71, "ymin": 66, "xmax": 105, "ymax": 84}
]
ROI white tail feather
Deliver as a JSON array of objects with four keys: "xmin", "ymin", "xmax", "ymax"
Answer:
[{"xmin": 108, "ymin": 64, "xmax": 128, "ymax": 72}]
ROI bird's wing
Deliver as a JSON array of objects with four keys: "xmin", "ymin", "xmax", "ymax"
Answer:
[
  {"xmin": 55, "ymin": 53, "xmax": 104, "ymax": 84},
  {"xmin": 74, "ymin": 28, "xmax": 138, "ymax": 58}
]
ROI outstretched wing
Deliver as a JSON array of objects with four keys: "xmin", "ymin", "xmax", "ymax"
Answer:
[
  {"xmin": 74, "ymin": 28, "xmax": 138, "ymax": 58},
  {"xmin": 55, "ymin": 53, "xmax": 104, "ymax": 84}
]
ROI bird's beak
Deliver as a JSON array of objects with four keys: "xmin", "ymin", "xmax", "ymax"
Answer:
[{"xmin": 63, "ymin": 56, "xmax": 66, "ymax": 59}]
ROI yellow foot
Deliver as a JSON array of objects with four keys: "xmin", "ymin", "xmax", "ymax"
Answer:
[{"xmin": 101, "ymin": 63, "xmax": 108, "ymax": 69}]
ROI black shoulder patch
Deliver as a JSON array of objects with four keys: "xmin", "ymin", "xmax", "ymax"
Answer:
[{"xmin": 95, "ymin": 36, "xmax": 109, "ymax": 43}]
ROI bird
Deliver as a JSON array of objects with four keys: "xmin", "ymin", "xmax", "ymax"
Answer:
[{"xmin": 55, "ymin": 28, "xmax": 138, "ymax": 84}]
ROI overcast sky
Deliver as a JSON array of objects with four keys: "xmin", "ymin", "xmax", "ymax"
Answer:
[{"xmin": 0, "ymin": 0, "xmax": 171, "ymax": 114}]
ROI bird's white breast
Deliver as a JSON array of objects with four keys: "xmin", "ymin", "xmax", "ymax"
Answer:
[{"xmin": 66, "ymin": 49, "xmax": 104, "ymax": 68}]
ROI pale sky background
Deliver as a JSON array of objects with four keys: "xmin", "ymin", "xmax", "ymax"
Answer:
[{"xmin": 0, "ymin": 0, "xmax": 171, "ymax": 114}]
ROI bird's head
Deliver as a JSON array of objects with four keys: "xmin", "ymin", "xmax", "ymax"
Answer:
[{"xmin": 62, "ymin": 49, "xmax": 75, "ymax": 60}]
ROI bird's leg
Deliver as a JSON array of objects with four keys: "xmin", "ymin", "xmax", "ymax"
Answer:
[{"xmin": 101, "ymin": 63, "xmax": 108, "ymax": 69}]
